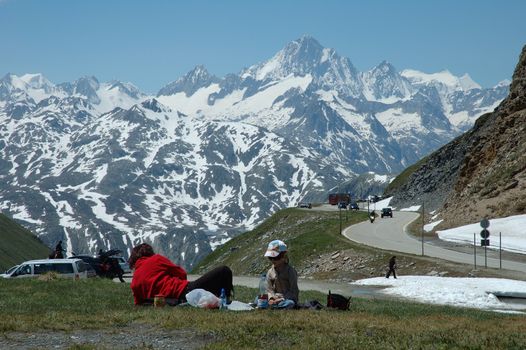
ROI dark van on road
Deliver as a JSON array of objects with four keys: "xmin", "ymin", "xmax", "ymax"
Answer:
[{"xmin": 381, "ymin": 208, "xmax": 393, "ymax": 218}]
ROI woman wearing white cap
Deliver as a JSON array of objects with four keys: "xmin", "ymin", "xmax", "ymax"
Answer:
[{"xmin": 263, "ymin": 239, "xmax": 299, "ymax": 309}]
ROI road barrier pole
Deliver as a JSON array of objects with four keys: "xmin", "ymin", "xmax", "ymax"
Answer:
[
  {"xmin": 421, "ymin": 202, "xmax": 424, "ymax": 256},
  {"xmin": 484, "ymin": 238, "xmax": 487, "ymax": 268},
  {"xmin": 339, "ymin": 206, "xmax": 342, "ymax": 235},
  {"xmin": 499, "ymin": 232, "xmax": 502, "ymax": 269},
  {"xmin": 473, "ymin": 233, "xmax": 476, "ymax": 270}
]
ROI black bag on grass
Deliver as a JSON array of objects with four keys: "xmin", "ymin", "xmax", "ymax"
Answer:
[{"xmin": 327, "ymin": 290, "xmax": 351, "ymax": 310}]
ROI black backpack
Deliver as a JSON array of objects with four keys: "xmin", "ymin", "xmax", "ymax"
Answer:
[{"xmin": 327, "ymin": 290, "xmax": 351, "ymax": 310}]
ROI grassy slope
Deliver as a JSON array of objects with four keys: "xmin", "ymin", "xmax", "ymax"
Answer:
[
  {"xmin": 0, "ymin": 278, "xmax": 524, "ymax": 349},
  {"xmin": 0, "ymin": 213, "xmax": 51, "ymax": 271},
  {"xmin": 383, "ymin": 155, "xmax": 428, "ymax": 195},
  {"xmin": 193, "ymin": 208, "xmax": 369, "ymax": 276}
]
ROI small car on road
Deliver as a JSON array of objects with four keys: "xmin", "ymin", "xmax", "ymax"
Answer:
[
  {"xmin": 381, "ymin": 208, "xmax": 393, "ymax": 218},
  {"xmin": 298, "ymin": 202, "xmax": 312, "ymax": 209}
]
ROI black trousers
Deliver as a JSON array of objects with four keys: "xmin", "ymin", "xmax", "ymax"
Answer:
[
  {"xmin": 386, "ymin": 268, "xmax": 397, "ymax": 278},
  {"xmin": 185, "ymin": 265, "xmax": 233, "ymax": 298}
]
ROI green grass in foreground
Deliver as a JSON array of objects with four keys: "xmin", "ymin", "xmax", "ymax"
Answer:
[{"xmin": 1, "ymin": 278, "xmax": 525, "ymax": 349}]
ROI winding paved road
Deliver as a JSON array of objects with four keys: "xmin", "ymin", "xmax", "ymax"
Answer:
[{"xmin": 342, "ymin": 211, "xmax": 526, "ymax": 273}]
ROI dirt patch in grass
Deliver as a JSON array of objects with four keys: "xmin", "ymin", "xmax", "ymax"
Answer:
[{"xmin": 0, "ymin": 322, "xmax": 217, "ymax": 350}]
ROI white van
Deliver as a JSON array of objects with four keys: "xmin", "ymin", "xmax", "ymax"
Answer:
[
  {"xmin": 0, "ymin": 264, "xmax": 19, "ymax": 278},
  {"xmin": 2, "ymin": 259, "xmax": 91, "ymax": 279}
]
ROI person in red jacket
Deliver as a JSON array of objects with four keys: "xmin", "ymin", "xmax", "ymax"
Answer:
[{"xmin": 128, "ymin": 243, "xmax": 233, "ymax": 305}]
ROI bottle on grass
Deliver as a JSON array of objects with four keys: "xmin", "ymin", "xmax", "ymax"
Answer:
[{"xmin": 219, "ymin": 288, "xmax": 227, "ymax": 310}]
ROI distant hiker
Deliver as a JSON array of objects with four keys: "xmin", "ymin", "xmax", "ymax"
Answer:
[
  {"xmin": 386, "ymin": 256, "xmax": 397, "ymax": 279},
  {"xmin": 128, "ymin": 243, "xmax": 233, "ymax": 305},
  {"xmin": 111, "ymin": 258, "xmax": 126, "ymax": 283},
  {"xmin": 53, "ymin": 240, "xmax": 65, "ymax": 259},
  {"xmin": 263, "ymin": 240, "xmax": 299, "ymax": 309}
]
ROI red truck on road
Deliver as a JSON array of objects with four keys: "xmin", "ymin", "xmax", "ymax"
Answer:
[{"xmin": 328, "ymin": 193, "xmax": 350, "ymax": 205}]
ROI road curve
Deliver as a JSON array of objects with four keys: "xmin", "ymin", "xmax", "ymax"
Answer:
[{"xmin": 342, "ymin": 211, "xmax": 526, "ymax": 273}]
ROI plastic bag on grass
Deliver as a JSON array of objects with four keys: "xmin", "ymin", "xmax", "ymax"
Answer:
[
  {"xmin": 227, "ymin": 300, "xmax": 254, "ymax": 311},
  {"xmin": 186, "ymin": 289, "xmax": 220, "ymax": 309}
]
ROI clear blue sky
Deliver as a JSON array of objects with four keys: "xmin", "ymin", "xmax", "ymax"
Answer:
[{"xmin": 1, "ymin": 0, "xmax": 524, "ymax": 93}]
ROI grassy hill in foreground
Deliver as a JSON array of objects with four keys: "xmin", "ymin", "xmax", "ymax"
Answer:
[
  {"xmin": 1, "ymin": 277, "xmax": 525, "ymax": 349},
  {"xmin": 0, "ymin": 213, "xmax": 51, "ymax": 271}
]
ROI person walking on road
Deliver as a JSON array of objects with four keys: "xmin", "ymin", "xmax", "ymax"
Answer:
[{"xmin": 386, "ymin": 256, "xmax": 397, "ymax": 279}]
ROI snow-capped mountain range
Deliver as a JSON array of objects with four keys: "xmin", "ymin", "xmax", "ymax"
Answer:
[{"xmin": 0, "ymin": 36, "xmax": 508, "ymax": 267}]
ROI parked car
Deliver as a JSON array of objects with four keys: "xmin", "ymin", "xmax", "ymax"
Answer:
[
  {"xmin": 298, "ymin": 202, "xmax": 312, "ymax": 209},
  {"xmin": 381, "ymin": 208, "xmax": 393, "ymax": 218},
  {"xmin": 117, "ymin": 256, "xmax": 131, "ymax": 274},
  {"xmin": 338, "ymin": 202, "xmax": 347, "ymax": 209},
  {"xmin": 69, "ymin": 254, "xmax": 100, "ymax": 273},
  {"xmin": 349, "ymin": 202, "xmax": 360, "ymax": 211},
  {"xmin": 83, "ymin": 262, "xmax": 97, "ymax": 278},
  {"xmin": 1, "ymin": 265, "xmax": 19, "ymax": 278},
  {"xmin": 1, "ymin": 259, "xmax": 91, "ymax": 279}
]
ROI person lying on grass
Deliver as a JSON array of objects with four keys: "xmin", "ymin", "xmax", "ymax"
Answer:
[
  {"xmin": 264, "ymin": 240, "xmax": 299, "ymax": 309},
  {"xmin": 128, "ymin": 243, "xmax": 233, "ymax": 305}
]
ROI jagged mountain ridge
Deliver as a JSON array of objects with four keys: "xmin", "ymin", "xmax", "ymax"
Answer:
[
  {"xmin": 386, "ymin": 45, "xmax": 526, "ymax": 229},
  {"xmin": 0, "ymin": 36, "xmax": 508, "ymax": 267},
  {"xmin": 156, "ymin": 36, "xmax": 507, "ymax": 171}
]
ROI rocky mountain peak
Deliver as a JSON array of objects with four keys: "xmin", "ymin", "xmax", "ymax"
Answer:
[
  {"xmin": 19, "ymin": 73, "xmax": 54, "ymax": 90},
  {"xmin": 73, "ymin": 76, "xmax": 100, "ymax": 104},
  {"xmin": 362, "ymin": 61, "xmax": 413, "ymax": 101},
  {"xmin": 401, "ymin": 69, "xmax": 480, "ymax": 95},
  {"xmin": 372, "ymin": 60, "xmax": 397, "ymax": 75},
  {"xmin": 108, "ymin": 80, "xmax": 143, "ymax": 99},
  {"xmin": 157, "ymin": 65, "xmax": 219, "ymax": 97},
  {"xmin": 282, "ymin": 35, "xmax": 325, "ymax": 62},
  {"xmin": 75, "ymin": 76, "xmax": 100, "ymax": 90},
  {"xmin": 241, "ymin": 35, "xmax": 356, "ymax": 86},
  {"xmin": 0, "ymin": 73, "xmax": 54, "ymax": 97},
  {"xmin": 56, "ymin": 76, "xmax": 101, "ymax": 105},
  {"xmin": 185, "ymin": 65, "xmax": 213, "ymax": 84},
  {"xmin": 140, "ymin": 98, "xmax": 171, "ymax": 113},
  {"xmin": 0, "ymin": 73, "xmax": 59, "ymax": 103}
]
